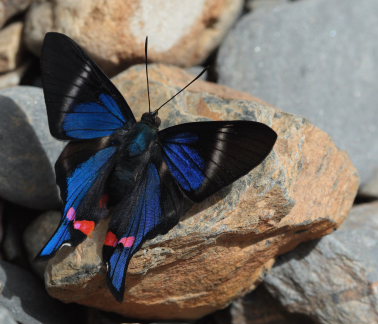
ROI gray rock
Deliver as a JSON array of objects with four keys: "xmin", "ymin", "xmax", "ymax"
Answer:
[
  {"xmin": 0, "ymin": 260, "xmax": 71, "ymax": 324},
  {"xmin": 264, "ymin": 202, "xmax": 378, "ymax": 324},
  {"xmin": 0, "ymin": 86, "xmax": 63, "ymax": 209},
  {"xmin": 227, "ymin": 285, "xmax": 315, "ymax": 324},
  {"xmin": 0, "ymin": 305, "xmax": 17, "ymax": 324},
  {"xmin": 0, "ymin": 199, "xmax": 3, "ymax": 244},
  {"xmin": 185, "ymin": 66, "xmax": 208, "ymax": 81},
  {"xmin": 23, "ymin": 210, "xmax": 60, "ymax": 277},
  {"xmin": 359, "ymin": 168, "xmax": 378, "ymax": 198},
  {"xmin": 217, "ymin": 0, "xmax": 378, "ymax": 185},
  {"xmin": 245, "ymin": 0, "xmax": 290, "ymax": 12}
]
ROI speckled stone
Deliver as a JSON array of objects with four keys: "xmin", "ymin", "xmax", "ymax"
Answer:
[
  {"xmin": 24, "ymin": 0, "xmax": 243, "ymax": 75},
  {"xmin": 23, "ymin": 210, "xmax": 60, "ymax": 277},
  {"xmin": 264, "ymin": 202, "xmax": 378, "ymax": 324},
  {"xmin": 359, "ymin": 168, "xmax": 378, "ymax": 198},
  {"xmin": 245, "ymin": 0, "xmax": 289, "ymax": 12},
  {"xmin": 36, "ymin": 64, "xmax": 358, "ymax": 320},
  {"xmin": 0, "ymin": 62, "xmax": 29, "ymax": 89},
  {"xmin": 0, "ymin": 260, "xmax": 71, "ymax": 324},
  {"xmin": 0, "ymin": 305, "xmax": 16, "ymax": 324},
  {"xmin": 0, "ymin": 87, "xmax": 62, "ymax": 209},
  {"xmin": 225, "ymin": 285, "xmax": 315, "ymax": 324},
  {"xmin": 0, "ymin": 0, "xmax": 33, "ymax": 28},
  {"xmin": 0, "ymin": 22, "xmax": 24, "ymax": 73},
  {"xmin": 216, "ymin": 0, "xmax": 378, "ymax": 186}
]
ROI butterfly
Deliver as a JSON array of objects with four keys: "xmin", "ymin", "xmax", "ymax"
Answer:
[{"xmin": 37, "ymin": 32, "xmax": 277, "ymax": 301}]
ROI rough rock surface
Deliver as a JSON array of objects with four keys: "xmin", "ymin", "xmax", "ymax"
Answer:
[
  {"xmin": 359, "ymin": 168, "xmax": 378, "ymax": 199},
  {"xmin": 0, "ymin": 199, "xmax": 3, "ymax": 244},
  {"xmin": 24, "ymin": 210, "xmax": 60, "ymax": 277},
  {"xmin": 0, "ymin": 0, "xmax": 33, "ymax": 28},
  {"xmin": 39, "ymin": 64, "xmax": 358, "ymax": 320},
  {"xmin": 0, "ymin": 62, "xmax": 29, "ymax": 89},
  {"xmin": 0, "ymin": 87, "xmax": 62, "ymax": 209},
  {"xmin": 245, "ymin": 0, "xmax": 289, "ymax": 12},
  {"xmin": 0, "ymin": 305, "xmax": 16, "ymax": 324},
  {"xmin": 216, "ymin": 0, "xmax": 378, "ymax": 186},
  {"xmin": 0, "ymin": 22, "xmax": 24, "ymax": 73},
  {"xmin": 264, "ymin": 202, "xmax": 378, "ymax": 324},
  {"xmin": 24, "ymin": 0, "xmax": 243, "ymax": 74},
  {"xmin": 0, "ymin": 260, "xmax": 71, "ymax": 324},
  {"xmin": 226, "ymin": 285, "xmax": 315, "ymax": 324}
]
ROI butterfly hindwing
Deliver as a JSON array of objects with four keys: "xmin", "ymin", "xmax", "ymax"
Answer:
[
  {"xmin": 38, "ymin": 138, "xmax": 118, "ymax": 259},
  {"xmin": 41, "ymin": 32, "xmax": 136, "ymax": 140},
  {"xmin": 159, "ymin": 121, "xmax": 277, "ymax": 202},
  {"xmin": 103, "ymin": 157, "xmax": 186, "ymax": 301}
]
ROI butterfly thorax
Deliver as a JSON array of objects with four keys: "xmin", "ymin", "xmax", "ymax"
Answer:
[{"xmin": 106, "ymin": 122, "xmax": 158, "ymax": 205}]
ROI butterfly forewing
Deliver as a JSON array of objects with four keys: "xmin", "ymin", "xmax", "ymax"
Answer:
[
  {"xmin": 159, "ymin": 121, "xmax": 277, "ymax": 202},
  {"xmin": 41, "ymin": 32, "xmax": 136, "ymax": 140}
]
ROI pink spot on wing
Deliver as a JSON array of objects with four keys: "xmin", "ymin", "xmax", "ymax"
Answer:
[
  {"xmin": 119, "ymin": 236, "xmax": 136, "ymax": 248},
  {"xmin": 66, "ymin": 207, "xmax": 76, "ymax": 221}
]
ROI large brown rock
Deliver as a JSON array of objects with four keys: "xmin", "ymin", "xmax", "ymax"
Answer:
[
  {"xmin": 24, "ymin": 0, "xmax": 243, "ymax": 75},
  {"xmin": 0, "ymin": 0, "xmax": 33, "ymax": 28},
  {"xmin": 37, "ymin": 64, "xmax": 358, "ymax": 320},
  {"xmin": 0, "ymin": 22, "xmax": 24, "ymax": 73}
]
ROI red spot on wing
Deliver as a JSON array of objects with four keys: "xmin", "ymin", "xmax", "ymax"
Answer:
[
  {"xmin": 104, "ymin": 231, "xmax": 117, "ymax": 247},
  {"xmin": 66, "ymin": 207, "xmax": 76, "ymax": 221},
  {"xmin": 73, "ymin": 220, "xmax": 95, "ymax": 235},
  {"xmin": 119, "ymin": 236, "xmax": 136, "ymax": 248},
  {"xmin": 99, "ymin": 194, "xmax": 109, "ymax": 209}
]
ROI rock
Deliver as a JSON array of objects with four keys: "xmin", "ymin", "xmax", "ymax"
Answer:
[
  {"xmin": 185, "ymin": 66, "xmax": 208, "ymax": 81},
  {"xmin": 0, "ymin": 0, "xmax": 33, "ymax": 28},
  {"xmin": 245, "ymin": 0, "xmax": 289, "ymax": 12},
  {"xmin": 0, "ymin": 305, "xmax": 17, "ymax": 324},
  {"xmin": 264, "ymin": 201, "xmax": 378, "ymax": 324},
  {"xmin": 2, "ymin": 203, "xmax": 40, "ymax": 268},
  {"xmin": 0, "ymin": 260, "xmax": 72, "ymax": 324},
  {"xmin": 0, "ymin": 199, "xmax": 3, "ymax": 245},
  {"xmin": 87, "ymin": 308, "xmax": 191, "ymax": 324},
  {"xmin": 0, "ymin": 86, "xmax": 63, "ymax": 209},
  {"xmin": 0, "ymin": 62, "xmax": 29, "ymax": 89},
  {"xmin": 216, "ymin": 0, "xmax": 378, "ymax": 186},
  {"xmin": 35, "ymin": 64, "xmax": 359, "ymax": 320},
  {"xmin": 359, "ymin": 168, "xmax": 378, "ymax": 199},
  {"xmin": 23, "ymin": 210, "xmax": 60, "ymax": 277},
  {"xmin": 0, "ymin": 22, "xmax": 24, "ymax": 73},
  {"xmin": 225, "ymin": 285, "xmax": 315, "ymax": 324},
  {"xmin": 24, "ymin": 0, "xmax": 243, "ymax": 75}
]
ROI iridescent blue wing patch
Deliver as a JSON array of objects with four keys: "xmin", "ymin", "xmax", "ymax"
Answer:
[
  {"xmin": 38, "ymin": 140, "xmax": 117, "ymax": 259},
  {"xmin": 41, "ymin": 32, "xmax": 136, "ymax": 140},
  {"xmin": 159, "ymin": 121, "xmax": 277, "ymax": 202}
]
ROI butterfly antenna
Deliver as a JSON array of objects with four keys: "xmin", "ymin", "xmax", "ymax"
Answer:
[
  {"xmin": 154, "ymin": 66, "xmax": 208, "ymax": 114},
  {"xmin": 145, "ymin": 36, "xmax": 151, "ymax": 114}
]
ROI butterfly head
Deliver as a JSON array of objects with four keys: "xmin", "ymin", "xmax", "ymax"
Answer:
[{"xmin": 141, "ymin": 112, "xmax": 161, "ymax": 129}]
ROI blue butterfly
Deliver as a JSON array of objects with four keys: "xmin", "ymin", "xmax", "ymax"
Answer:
[{"xmin": 37, "ymin": 33, "xmax": 277, "ymax": 301}]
